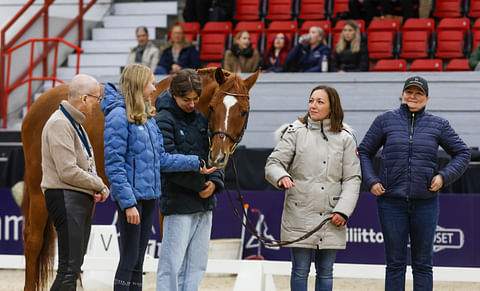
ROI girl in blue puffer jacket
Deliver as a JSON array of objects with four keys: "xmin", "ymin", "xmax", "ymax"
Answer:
[{"xmin": 102, "ymin": 64, "xmax": 215, "ymax": 290}]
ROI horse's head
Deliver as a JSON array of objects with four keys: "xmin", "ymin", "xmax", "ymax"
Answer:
[{"xmin": 207, "ymin": 68, "xmax": 259, "ymax": 169}]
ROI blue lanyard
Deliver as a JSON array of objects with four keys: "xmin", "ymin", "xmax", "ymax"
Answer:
[{"xmin": 60, "ymin": 104, "xmax": 92, "ymax": 157}]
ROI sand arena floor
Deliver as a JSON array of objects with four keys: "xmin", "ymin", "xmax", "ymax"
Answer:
[{"xmin": 2, "ymin": 269, "xmax": 480, "ymax": 290}]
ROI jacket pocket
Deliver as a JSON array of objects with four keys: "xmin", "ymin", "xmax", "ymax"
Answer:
[
  {"xmin": 329, "ymin": 195, "xmax": 341, "ymax": 208},
  {"xmin": 282, "ymin": 198, "xmax": 306, "ymax": 232}
]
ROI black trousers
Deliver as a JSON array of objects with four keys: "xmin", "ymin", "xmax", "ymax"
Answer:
[
  {"xmin": 114, "ymin": 199, "xmax": 156, "ymax": 291},
  {"xmin": 45, "ymin": 189, "xmax": 94, "ymax": 291}
]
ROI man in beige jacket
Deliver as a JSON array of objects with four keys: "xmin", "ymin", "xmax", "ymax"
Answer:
[{"xmin": 41, "ymin": 74, "xmax": 110, "ymax": 290}]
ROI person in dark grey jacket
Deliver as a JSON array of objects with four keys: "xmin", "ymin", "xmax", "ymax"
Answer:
[
  {"xmin": 155, "ymin": 69, "xmax": 224, "ymax": 291},
  {"xmin": 358, "ymin": 76, "xmax": 471, "ymax": 291}
]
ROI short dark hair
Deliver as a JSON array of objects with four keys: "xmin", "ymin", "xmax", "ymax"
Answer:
[
  {"xmin": 299, "ymin": 85, "xmax": 344, "ymax": 132},
  {"xmin": 170, "ymin": 69, "xmax": 202, "ymax": 98}
]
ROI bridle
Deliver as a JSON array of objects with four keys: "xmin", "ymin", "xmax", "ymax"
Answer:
[{"xmin": 208, "ymin": 90, "xmax": 250, "ymax": 155}]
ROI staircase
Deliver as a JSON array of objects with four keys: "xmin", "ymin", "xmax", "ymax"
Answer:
[{"xmin": 56, "ymin": 1, "xmax": 178, "ymax": 82}]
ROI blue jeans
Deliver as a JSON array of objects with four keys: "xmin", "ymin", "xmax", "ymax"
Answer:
[
  {"xmin": 290, "ymin": 247, "xmax": 337, "ymax": 291},
  {"xmin": 377, "ymin": 196, "xmax": 439, "ymax": 291},
  {"xmin": 114, "ymin": 199, "xmax": 156, "ymax": 291},
  {"xmin": 156, "ymin": 211, "xmax": 212, "ymax": 291}
]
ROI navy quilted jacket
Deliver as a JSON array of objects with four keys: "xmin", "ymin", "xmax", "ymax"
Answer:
[
  {"xmin": 102, "ymin": 83, "xmax": 200, "ymax": 210},
  {"xmin": 358, "ymin": 103, "xmax": 470, "ymax": 199},
  {"xmin": 155, "ymin": 90, "xmax": 224, "ymax": 215}
]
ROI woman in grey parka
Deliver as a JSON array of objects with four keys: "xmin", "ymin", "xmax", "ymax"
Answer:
[{"xmin": 265, "ymin": 85, "xmax": 361, "ymax": 291}]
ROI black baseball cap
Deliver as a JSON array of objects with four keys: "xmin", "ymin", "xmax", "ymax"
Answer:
[{"xmin": 403, "ymin": 76, "xmax": 429, "ymax": 96}]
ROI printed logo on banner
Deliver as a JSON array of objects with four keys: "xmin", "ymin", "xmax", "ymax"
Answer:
[
  {"xmin": 433, "ymin": 225, "xmax": 464, "ymax": 252},
  {"xmin": 347, "ymin": 225, "xmax": 465, "ymax": 253}
]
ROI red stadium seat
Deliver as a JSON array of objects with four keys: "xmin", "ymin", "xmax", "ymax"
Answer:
[
  {"xmin": 297, "ymin": 0, "xmax": 327, "ymax": 20},
  {"xmin": 399, "ymin": 19, "xmax": 434, "ymax": 59},
  {"xmin": 234, "ymin": 0, "xmax": 263, "ymax": 21},
  {"xmin": 234, "ymin": 21, "xmax": 265, "ymax": 51},
  {"xmin": 445, "ymin": 59, "xmax": 470, "ymax": 71},
  {"xmin": 265, "ymin": 21, "xmax": 297, "ymax": 52},
  {"xmin": 472, "ymin": 19, "xmax": 480, "ymax": 52},
  {"xmin": 266, "ymin": 0, "xmax": 295, "ymax": 20},
  {"xmin": 200, "ymin": 22, "xmax": 232, "ymax": 61},
  {"xmin": 468, "ymin": 0, "xmax": 480, "ymax": 17},
  {"xmin": 366, "ymin": 20, "xmax": 400, "ymax": 59},
  {"xmin": 332, "ymin": 19, "xmax": 365, "ymax": 48},
  {"xmin": 433, "ymin": 0, "xmax": 463, "ymax": 18},
  {"xmin": 205, "ymin": 62, "xmax": 222, "ymax": 68},
  {"xmin": 435, "ymin": 18, "xmax": 470, "ymax": 59},
  {"xmin": 372, "ymin": 59, "xmax": 407, "ymax": 71},
  {"xmin": 167, "ymin": 22, "xmax": 201, "ymax": 43},
  {"xmin": 409, "ymin": 59, "xmax": 443, "ymax": 71},
  {"xmin": 298, "ymin": 20, "xmax": 331, "ymax": 38},
  {"xmin": 331, "ymin": 0, "xmax": 350, "ymax": 19}
]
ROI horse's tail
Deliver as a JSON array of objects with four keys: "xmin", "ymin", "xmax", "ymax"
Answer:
[{"xmin": 21, "ymin": 182, "xmax": 55, "ymax": 290}]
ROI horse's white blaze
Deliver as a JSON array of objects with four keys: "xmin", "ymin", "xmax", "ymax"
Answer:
[{"xmin": 223, "ymin": 95, "xmax": 237, "ymax": 131}]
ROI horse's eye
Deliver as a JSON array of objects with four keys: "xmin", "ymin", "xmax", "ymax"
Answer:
[
  {"xmin": 241, "ymin": 111, "xmax": 248, "ymax": 117},
  {"xmin": 209, "ymin": 106, "xmax": 214, "ymax": 112}
]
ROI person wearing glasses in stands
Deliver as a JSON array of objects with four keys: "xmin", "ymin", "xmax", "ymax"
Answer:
[
  {"xmin": 358, "ymin": 76, "xmax": 471, "ymax": 291},
  {"xmin": 102, "ymin": 64, "xmax": 216, "ymax": 290},
  {"xmin": 41, "ymin": 74, "xmax": 110, "ymax": 290},
  {"xmin": 263, "ymin": 32, "xmax": 291, "ymax": 73}
]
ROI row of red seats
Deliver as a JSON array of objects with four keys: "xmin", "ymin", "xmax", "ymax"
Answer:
[
  {"xmin": 178, "ymin": 18, "xmax": 480, "ymax": 63},
  {"xmin": 234, "ymin": 0, "xmax": 480, "ymax": 21},
  {"xmin": 373, "ymin": 58, "xmax": 470, "ymax": 71}
]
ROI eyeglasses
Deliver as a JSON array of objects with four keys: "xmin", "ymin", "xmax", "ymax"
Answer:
[
  {"xmin": 85, "ymin": 94, "xmax": 103, "ymax": 103},
  {"xmin": 274, "ymin": 36, "xmax": 285, "ymax": 41}
]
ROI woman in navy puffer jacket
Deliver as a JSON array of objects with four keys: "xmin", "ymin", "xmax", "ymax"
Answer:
[
  {"xmin": 102, "ymin": 64, "xmax": 215, "ymax": 290},
  {"xmin": 358, "ymin": 76, "xmax": 470, "ymax": 291}
]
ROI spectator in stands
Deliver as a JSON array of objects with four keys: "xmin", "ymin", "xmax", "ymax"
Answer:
[
  {"xmin": 358, "ymin": 76, "xmax": 471, "ymax": 291},
  {"xmin": 265, "ymin": 85, "xmax": 361, "ymax": 291},
  {"xmin": 102, "ymin": 64, "xmax": 215, "ymax": 290},
  {"xmin": 332, "ymin": 20, "xmax": 369, "ymax": 72},
  {"xmin": 223, "ymin": 30, "xmax": 261, "ymax": 73},
  {"xmin": 183, "ymin": 0, "xmax": 234, "ymax": 27},
  {"xmin": 155, "ymin": 69, "xmax": 224, "ymax": 291},
  {"xmin": 156, "ymin": 22, "xmax": 200, "ymax": 75},
  {"xmin": 126, "ymin": 26, "xmax": 160, "ymax": 72},
  {"xmin": 469, "ymin": 44, "xmax": 480, "ymax": 71},
  {"xmin": 263, "ymin": 32, "xmax": 290, "ymax": 73},
  {"xmin": 348, "ymin": 0, "xmax": 379, "ymax": 25},
  {"xmin": 283, "ymin": 26, "xmax": 330, "ymax": 72},
  {"xmin": 41, "ymin": 74, "xmax": 110, "ymax": 290}
]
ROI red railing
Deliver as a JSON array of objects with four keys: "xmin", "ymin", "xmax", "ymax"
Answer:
[
  {"xmin": 3, "ymin": 38, "xmax": 83, "ymax": 128},
  {"xmin": 0, "ymin": 0, "xmax": 98, "ymax": 128}
]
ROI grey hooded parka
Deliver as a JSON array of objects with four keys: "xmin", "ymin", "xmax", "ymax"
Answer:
[{"xmin": 265, "ymin": 118, "xmax": 362, "ymax": 249}]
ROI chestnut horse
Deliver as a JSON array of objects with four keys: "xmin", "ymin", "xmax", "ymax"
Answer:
[{"xmin": 21, "ymin": 67, "xmax": 259, "ymax": 290}]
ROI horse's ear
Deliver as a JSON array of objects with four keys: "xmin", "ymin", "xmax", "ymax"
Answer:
[
  {"xmin": 215, "ymin": 67, "xmax": 226, "ymax": 85},
  {"xmin": 244, "ymin": 69, "xmax": 260, "ymax": 91}
]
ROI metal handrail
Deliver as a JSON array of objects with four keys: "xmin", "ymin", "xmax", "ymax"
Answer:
[
  {"xmin": 0, "ymin": 0, "xmax": 98, "ymax": 128},
  {"xmin": 3, "ymin": 37, "xmax": 83, "ymax": 128}
]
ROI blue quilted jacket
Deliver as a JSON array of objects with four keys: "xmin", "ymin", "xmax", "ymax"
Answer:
[
  {"xmin": 102, "ymin": 83, "xmax": 200, "ymax": 210},
  {"xmin": 358, "ymin": 103, "xmax": 470, "ymax": 199}
]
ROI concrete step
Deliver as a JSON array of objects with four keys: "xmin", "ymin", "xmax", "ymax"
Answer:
[
  {"xmin": 103, "ymin": 15, "xmax": 167, "ymax": 28},
  {"xmin": 113, "ymin": 1, "xmax": 177, "ymax": 15},
  {"xmin": 57, "ymin": 66, "xmax": 122, "ymax": 79},
  {"xmin": 68, "ymin": 53, "xmax": 128, "ymax": 67},
  {"xmin": 92, "ymin": 27, "xmax": 156, "ymax": 40},
  {"xmin": 81, "ymin": 40, "xmax": 137, "ymax": 53}
]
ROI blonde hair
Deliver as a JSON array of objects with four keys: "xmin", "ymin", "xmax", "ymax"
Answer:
[
  {"xmin": 310, "ymin": 26, "xmax": 327, "ymax": 46},
  {"xmin": 234, "ymin": 30, "xmax": 250, "ymax": 44},
  {"xmin": 335, "ymin": 20, "xmax": 361, "ymax": 54},
  {"xmin": 120, "ymin": 64, "xmax": 156, "ymax": 125}
]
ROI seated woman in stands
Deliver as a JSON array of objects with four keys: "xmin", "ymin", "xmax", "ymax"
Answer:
[
  {"xmin": 156, "ymin": 22, "xmax": 200, "ymax": 75},
  {"xmin": 283, "ymin": 26, "xmax": 330, "ymax": 72},
  {"xmin": 223, "ymin": 30, "xmax": 261, "ymax": 73},
  {"xmin": 126, "ymin": 26, "xmax": 160, "ymax": 72},
  {"xmin": 332, "ymin": 20, "xmax": 369, "ymax": 72},
  {"xmin": 263, "ymin": 32, "xmax": 290, "ymax": 73}
]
